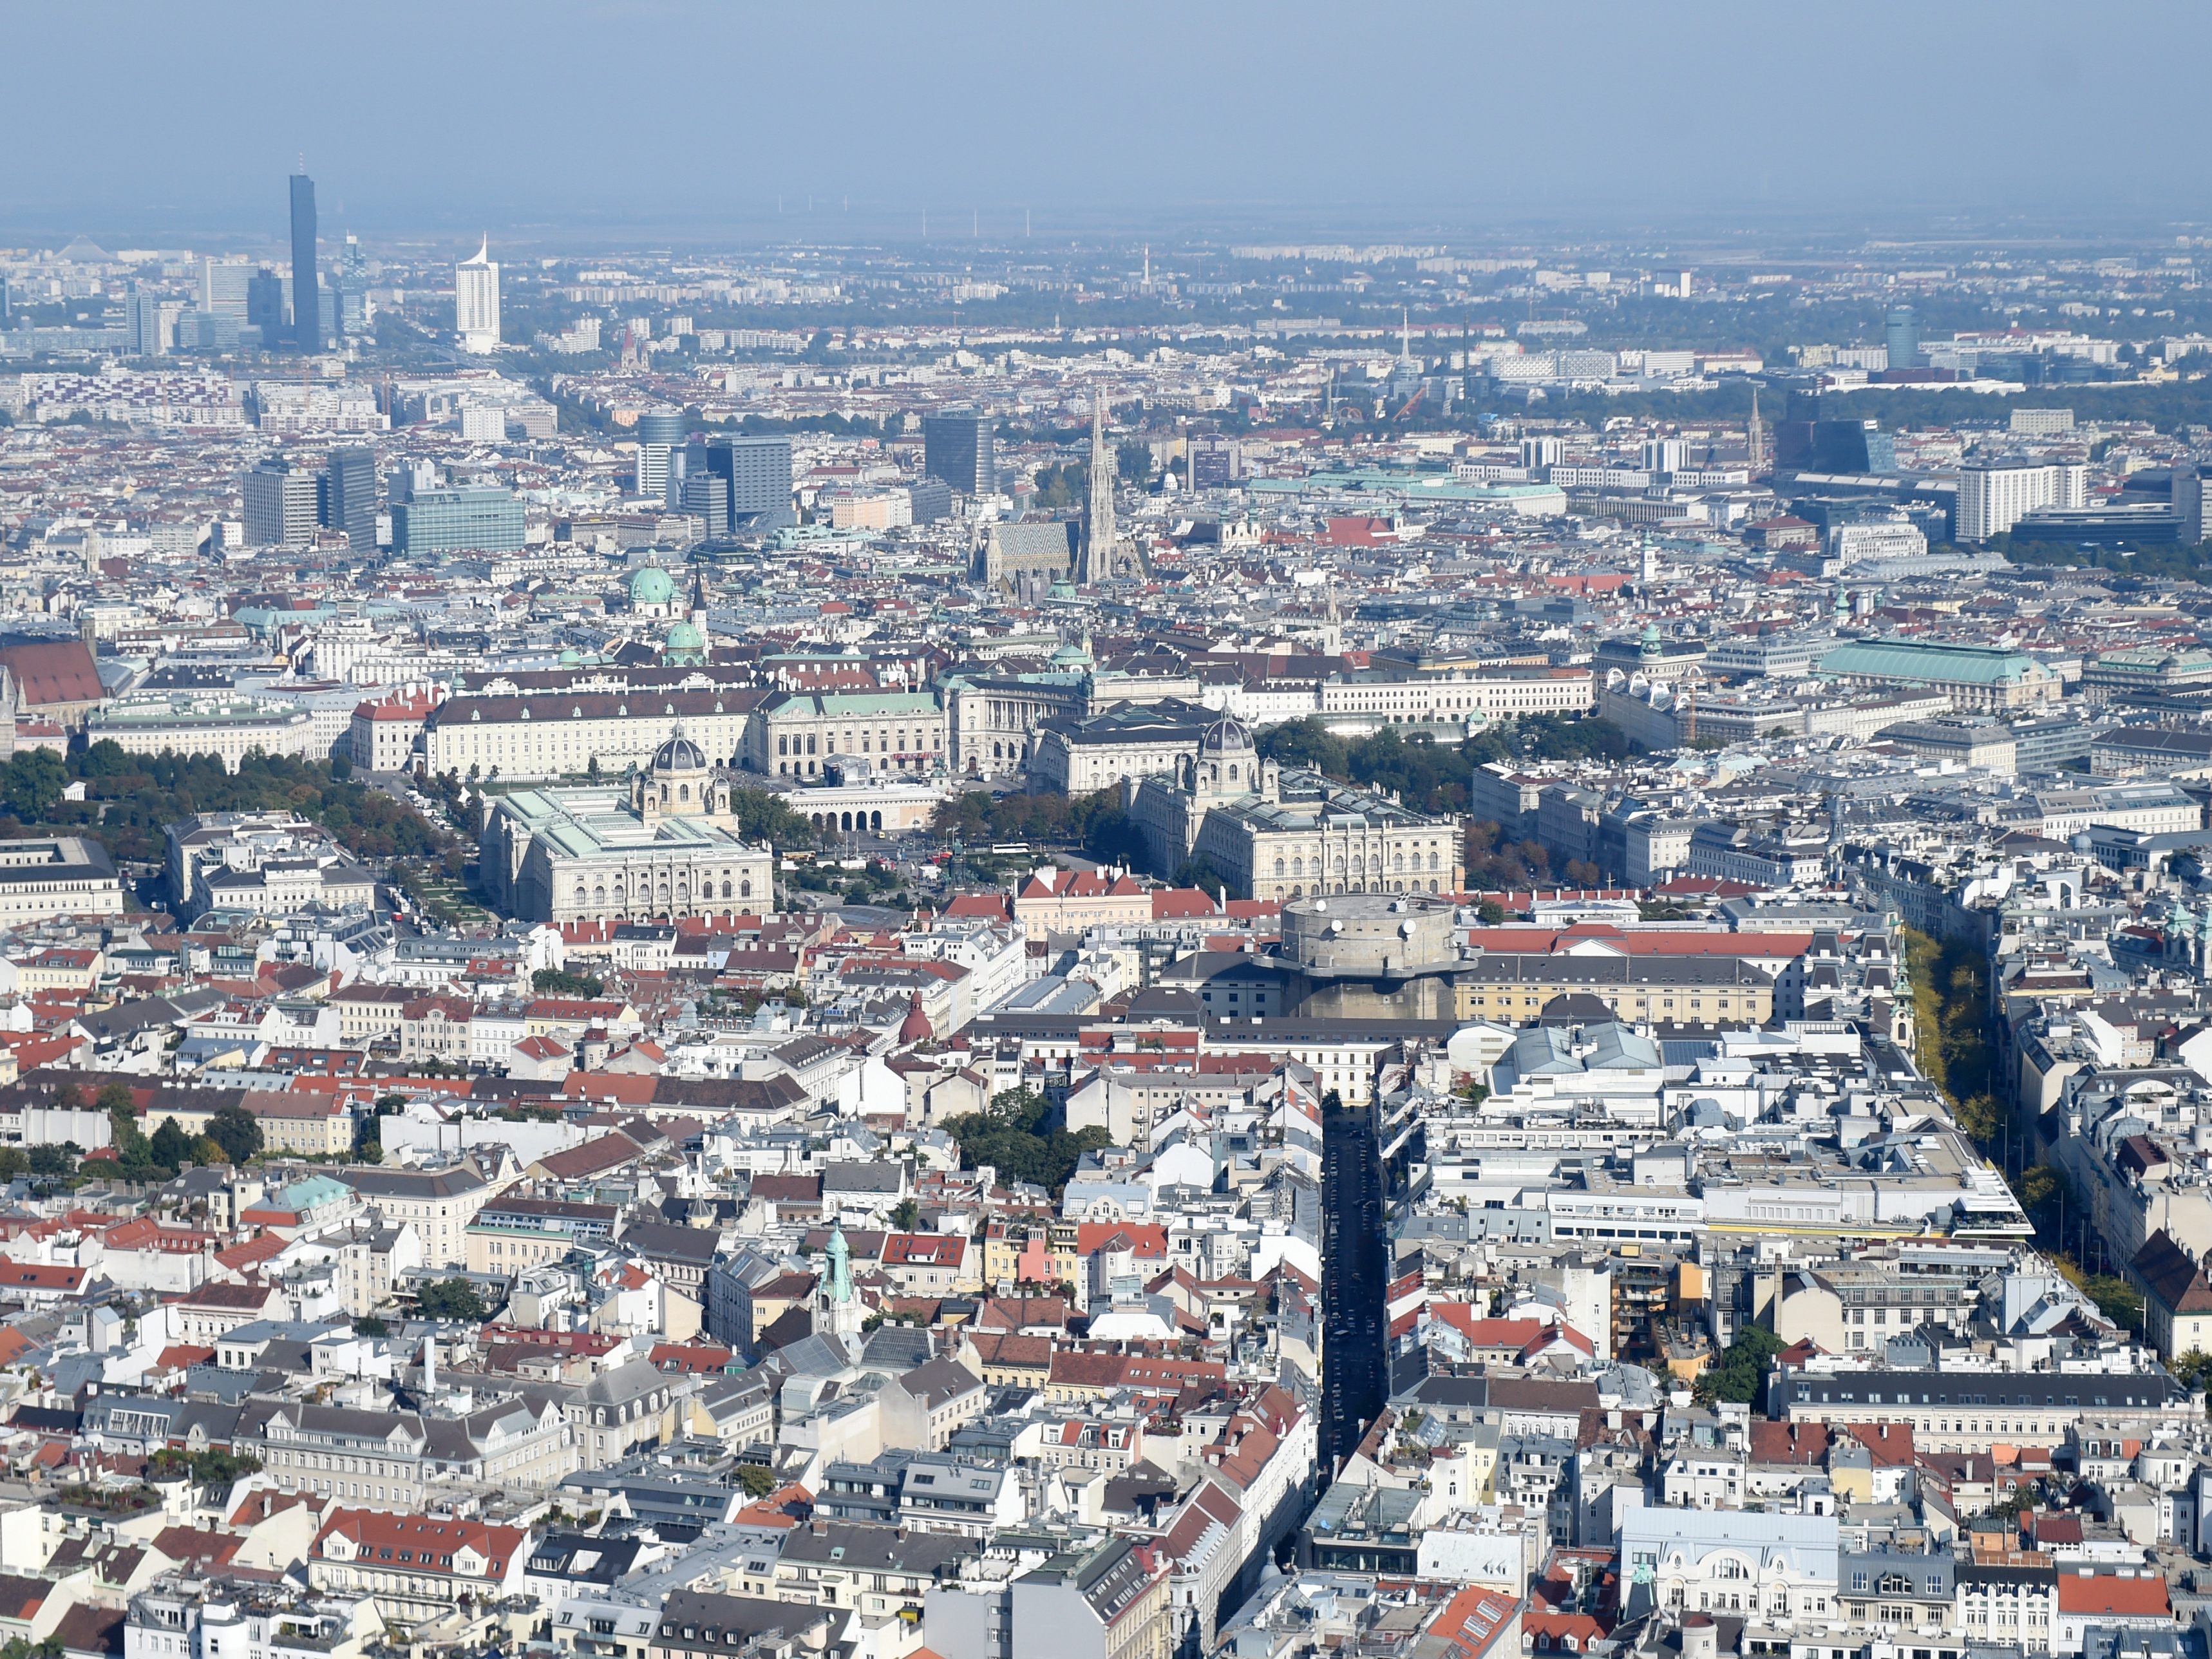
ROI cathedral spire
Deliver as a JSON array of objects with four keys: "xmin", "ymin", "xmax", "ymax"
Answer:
[{"xmin": 1081, "ymin": 388, "xmax": 1115, "ymax": 585}]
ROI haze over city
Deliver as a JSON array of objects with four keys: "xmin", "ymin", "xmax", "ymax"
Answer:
[{"xmin": 3, "ymin": 11, "xmax": 2212, "ymax": 1659}]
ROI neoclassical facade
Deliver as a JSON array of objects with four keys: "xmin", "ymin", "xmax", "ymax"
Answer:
[
  {"xmin": 1123, "ymin": 714, "xmax": 1462, "ymax": 902},
  {"xmin": 479, "ymin": 731, "xmax": 775, "ymax": 923}
]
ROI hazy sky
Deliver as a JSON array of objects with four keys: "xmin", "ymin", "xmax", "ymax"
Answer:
[{"xmin": 8, "ymin": 0, "xmax": 2212, "ymax": 245}]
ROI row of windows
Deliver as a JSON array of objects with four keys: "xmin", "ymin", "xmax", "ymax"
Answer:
[
  {"xmin": 572, "ymin": 878, "xmax": 752, "ymax": 904},
  {"xmin": 1272, "ymin": 851, "xmax": 1442, "ymax": 877},
  {"xmin": 776, "ymin": 730, "xmax": 941, "ymax": 755}
]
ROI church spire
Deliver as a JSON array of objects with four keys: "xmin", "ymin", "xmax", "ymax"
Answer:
[{"xmin": 1081, "ymin": 389, "xmax": 1115, "ymax": 585}]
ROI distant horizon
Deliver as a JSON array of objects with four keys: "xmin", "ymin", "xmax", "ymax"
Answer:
[
  {"xmin": 14, "ymin": 201, "xmax": 2212, "ymax": 262},
  {"xmin": 5, "ymin": 0, "xmax": 2211, "ymax": 243}
]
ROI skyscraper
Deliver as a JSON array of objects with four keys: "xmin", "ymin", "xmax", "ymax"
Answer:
[
  {"xmin": 634, "ymin": 408, "xmax": 686, "ymax": 501},
  {"xmin": 1886, "ymin": 305, "xmax": 1920, "ymax": 372},
  {"xmin": 699, "ymin": 437, "xmax": 793, "ymax": 533},
  {"xmin": 456, "ymin": 238, "xmax": 501, "ymax": 354},
  {"xmin": 127, "ymin": 288, "xmax": 166, "ymax": 357},
  {"xmin": 331, "ymin": 236, "xmax": 370, "ymax": 338},
  {"xmin": 245, "ymin": 269, "xmax": 285, "ymax": 343},
  {"xmin": 322, "ymin": 446, "xmax": 378, "ymax": 550},
  {"xmin": 1078, "ymin": 392, "xmax": 1115, "ymax": 585},
  {"xmin": 288, "ymin": 171, "xmax": 319, "ymax": 352},
  {"xmin": 923, "ymin": 408, "xmax": 995, "ymax": 498},
  {"xmin": 199, "ymin": 255, "xmax": 252, "ymax": 319},
  {"xmin": 243, "ymin": 459, "xmax": 318, "ymax": 548}
]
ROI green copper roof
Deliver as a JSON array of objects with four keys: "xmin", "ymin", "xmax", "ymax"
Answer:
[{"xmin": 1819, "ymin": 636, "xmax": 2041, "ymax": 686}]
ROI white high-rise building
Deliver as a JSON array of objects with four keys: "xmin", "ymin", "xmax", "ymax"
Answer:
[
  {"xmin": 455, "ymin": 238, "xmax": 501, "ymax": 355},
  {"xmin": 1956, "ymin": 460, "xmax": 2087, "ymax": 542}
]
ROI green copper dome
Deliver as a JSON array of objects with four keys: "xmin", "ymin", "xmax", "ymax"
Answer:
[{"xmin": 629, "ymin": 565, "xmax": 676, "ymax": 606}]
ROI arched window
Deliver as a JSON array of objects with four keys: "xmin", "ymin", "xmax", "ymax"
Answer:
[
  {"xmin": 594, "ymin": 886, "xmax": 605, "ymax": 905},
  {"xmin": 722, "ymin": 880, "xmax": 732, "ymax": 898},
  {"xmin": 871, "ymin": 811, "xmax": 882, "ymax": 832},
  {"xmin": 1228, "ymin": 763, "xmax": 1239, "ymax": 782},
  {"xmin": 740, "ymin": 879, "xmax": 752, "ymax": 898},
  {"xmin": 678, "ymin": 784, "xmax": 690, "ymax": 802},
  {"xmin": 1274, "ymin": 858, "xmax": 1286, "ymax": 877},
  {"xmin": 1430, "ymin": 851, "xmax": 1441, "ymax": 871},
  {"xmin": 777, "ymin": 735, "xmax": 788, "ymax": 755}
]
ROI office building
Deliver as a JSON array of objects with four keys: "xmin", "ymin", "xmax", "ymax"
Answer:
[
  {"xmin": 635, "ymin": 408, "xmax": 687, "ymax": 501},
  {"xmin": 2176, "ymin": 464, "xmax": 2207, "ymax": 545},
  {"xmin": 1885, "ymin": 305, "xmax": 1919, "ymax": 370},
  {"xmin": 1640, "ymin": 437, "xmax": 1687, "ymax": 475},
  {"xmin": 199, "ymin": 256, "xmax": 252, "ymax": 319},
  {"xmin": 456, "ymin": 237, "xmax": 501, "ymax": 354},
  {"xmin": 246, "ymin": 269, "xmax": 285, "ymax": 341},
  {"xmin": 923, "ymin": 408, "xmax": 996, "ymax": 497},
  {"xmin": 1775, "ymin": 417, "xmax": 1897, "ymax": 475},
  {"xmin": 242, "ymin": 459, "xmax": 318, "ymax": 549},
  {"xmin": 391, "ymin": 486, "xmax": 525, "ymax": 557},
  {"xmin": 907, "ymin": 478, "xmax": 952, "ymax": 524},
  {"xmin": 332, "ymin": 235, "xmax": 369, "ymax": 337},
  {"xmin": 127, "ymin": 288, "xmax": 166, "ymax": 356},
  {"xmin": 1956, "ymin": 460, "xmax": 2087, "ymax": 542},
  {"xmin": 679, "ymin": 471, "xmax": 729, "ymax": 528},
  {"xmin": 289, "ymin": 170, "xmax": 319, "ymax": 352},
  {"xmin": 697, "ymin": 436, "xmax": 793, "ymax": 532},
  {"xmin": 1189, "ymin": 433, "xmax": 1243, "ymax": 488},
  {"xmin": 0, "ymin": 275, "xmax": 10, "ymax": 328},
  {"xmin": 322, "ymin": 447, "xmax": 377, "ymax": 549}
]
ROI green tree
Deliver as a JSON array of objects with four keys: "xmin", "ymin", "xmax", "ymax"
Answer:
[
  {"xmin": 1697, "ymin": 1323, "xmax": 1785, "ymax": 1406},
  {"xmin": 735, "ymin": 1464, "xmax": 779, "ymax": 1499},
  {"xmin": 95, "ymin": 1081, "xmax": 133, "ymax": 1117},
  {"xmin": 26, "ymin": 1145, "xmax": 71, "ymax": 1177},
  {"xmin": 2083, "ymin": 1275, "xmax": 2144, "ymax": 1334},
  {"xmin": 148, "ymin": 1118, "xmax": 191, "ymax": 1171},
  {"xmin": 355, "ymin": 1315, "xmax": 389, "ymax": 1338},
  {"xmin": 2, "ymin": 749, "xmax": 66, "ymax": 822},
  {"xmin": 889, "ymin": 1197, "xmax": 920, "ymax": 1231},
  {"xmin": 1117, "ymin": 439, "xmax": 1153, "ymax": 487},
  {"xmin": 415, "ymin": 1278, "xmax": 490, "ymax": 1321},
  {"xmin": 941, "ymin": 1088, "xmax": 1110, "ymax": 1197},
  {"xmin": 207, "ymin": 1105, "xmax": 263, "ymax": 1165},
  {"xmin": 533, "ymin": 968, "xmax": 605, "ymax": 999},
  {"xmin": 105, "ymin": 1094, "xmax": 146, "ymax": 1165}
]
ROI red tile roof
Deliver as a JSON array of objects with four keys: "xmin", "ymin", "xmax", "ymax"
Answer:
[
  {"xmin": 310, "ymin": 1509, "xmax": 524, "ymax": 1578},
  {"xmin": 2056, "ymin": 1573, "xmax": 2169, "ymax": 1617}
]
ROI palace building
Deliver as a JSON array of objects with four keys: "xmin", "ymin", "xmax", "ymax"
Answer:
[
  {"xmin": 1122, "ymin": 713, "xmax": 1462, "ymax": 902},
  {"xmin": 478, "ymin": 730, "xmax": 775, "ymax": 924}
]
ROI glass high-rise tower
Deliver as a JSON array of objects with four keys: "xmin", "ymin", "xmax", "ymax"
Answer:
[
  {"xmin": 923, "ymin": 408, "xmax": 996, "ymax": 498},
  {"xmin": 289, "ymin": 171, "xmax": 319, "ymax": 352}
]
